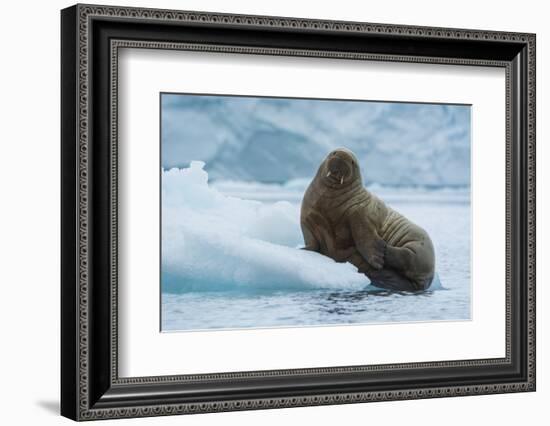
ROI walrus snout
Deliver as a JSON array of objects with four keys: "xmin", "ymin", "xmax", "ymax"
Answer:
[
  {"xmin": 327, "ymin": 157, "xmax": 351, "ymax": 183},
  {"xmin": 324, "ymin": 149, "xmax": 358, "ymax": 185}
]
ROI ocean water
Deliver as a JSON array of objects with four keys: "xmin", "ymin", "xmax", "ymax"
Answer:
[{"xmin": 161, "ymin": 163, "xmax": 470, "ymax": 332}]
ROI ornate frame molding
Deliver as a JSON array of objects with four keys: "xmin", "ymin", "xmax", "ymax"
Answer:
[{"xmin": 61, "ymin": 4, "xmax": 535, "ymax": 421}]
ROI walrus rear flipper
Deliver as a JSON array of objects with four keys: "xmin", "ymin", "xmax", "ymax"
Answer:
[
  {"xmin": 384, "ymin": 245, "xmax": 416, "ymax": 273},
  {"xmin": 367, "ymin": 268, "xmax": 420, "ymax": 292}
]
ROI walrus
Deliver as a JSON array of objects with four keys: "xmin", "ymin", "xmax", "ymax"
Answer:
[{"xmin": 300, "ymin": 148, "xmax": 435, "ymax": 291}]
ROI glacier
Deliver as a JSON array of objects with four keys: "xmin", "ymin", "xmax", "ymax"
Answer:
[{"xmin": 161, "ymin": 95, "xmax": 471, "ymax": 187}]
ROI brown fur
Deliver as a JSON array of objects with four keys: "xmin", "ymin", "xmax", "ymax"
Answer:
[{"xmin": 300, "ymin": 148, "xmax": 435, "ymax": 291}]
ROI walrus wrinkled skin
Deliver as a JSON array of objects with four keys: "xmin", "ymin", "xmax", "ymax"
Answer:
[{"xmin": 300, "ymin": 148, "xmax": 435, "ymax": 291}]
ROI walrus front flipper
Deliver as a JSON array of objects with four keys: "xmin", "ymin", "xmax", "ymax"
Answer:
[
  {"xmin": 348, "ymin": 209, "xmax": 386, "ymax": 270},
  {"xmin": 301, "ymin": 210, "xmax": 337, "ymax": 255},
  {"xmin": 300, "ymin": 221, "xmax": 320, "ymax": 251}
]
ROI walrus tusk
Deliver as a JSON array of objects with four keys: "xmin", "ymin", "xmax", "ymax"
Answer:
[
  {"xmin": 326, "ymin": 171, "xmax": 331, "ymax": 178},
  {"xmin": 340, "ymin": 176, "xmax": 344, "ymax": 185}
]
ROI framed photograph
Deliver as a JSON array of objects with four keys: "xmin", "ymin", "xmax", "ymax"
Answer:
[{"xmin": 61, "ymin": 4, "xmax": 536, "ymax": 421}]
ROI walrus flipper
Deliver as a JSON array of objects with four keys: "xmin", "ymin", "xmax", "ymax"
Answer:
[
  {"xmin": 300, "ymin": 220, "xmax": 320, "ymax": 251},
  {"xmin": 367, "ymin": 268, "xmax": 418, "ymax": 292},
  {"xmin": 384, "ymin": 244, "xmax": 434, "ymax": 290},
  {"xmin": 348, "ymin": 209, "xmax": 386, "ymax": 270},
  {"xmin": 384, "ymin": 245, "xmax": 415, "ymax": 273},
  {"xmin": 301, "ymin": 210, "xmax": 336, "ymax": 254}
]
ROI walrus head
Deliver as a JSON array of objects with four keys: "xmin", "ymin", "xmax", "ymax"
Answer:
[{"xmin": 319, "ymin": 148, "xmax": 362, "ymax": 189}]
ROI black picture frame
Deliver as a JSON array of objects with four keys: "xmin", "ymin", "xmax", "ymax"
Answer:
[{"xmin": 61, "ymin": 4, "xmax": 536, "ymax": 421}]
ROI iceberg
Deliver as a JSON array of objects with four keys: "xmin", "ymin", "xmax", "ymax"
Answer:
[{"xmin": 162, "ymin": 162, "xmax": 370, "ymax": 293}]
